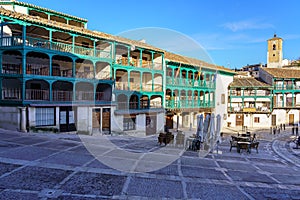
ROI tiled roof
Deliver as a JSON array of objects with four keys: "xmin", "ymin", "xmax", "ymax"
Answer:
[
  {"xmin": 164, "ymin": 52, "xmax": 235, "ymax": 73},
  {"xmin": 11, "ymin": 0, "xmax": 88, "ymax": 22},
  {"xmin": 262, "ymin": 68, "xmax": 300, "ymax": 78},
  {"xmin": 229, "ymin": 77, "xmax": 272, "ymax": 88},
  {"xmin": 0, "ymin": 6, "xmax": 234, "ymax": 73},
  {"xmin": 0, "ymin": 7, "xmax": 164, "ymax": 52}
]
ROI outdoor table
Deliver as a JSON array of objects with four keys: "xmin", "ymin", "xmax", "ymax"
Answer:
[
  {"xmin": 237, "ymin": 141, "xmax": 251, "ymax": 153},
  {"xmin": 236, "ymin": 136, "xmax": 251, "ymax": 142}
]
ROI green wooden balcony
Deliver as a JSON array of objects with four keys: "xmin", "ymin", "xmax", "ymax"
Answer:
[
  {"xmin": 165, "ymin": 99, "xmax": 214, "ymax": 109},
  {"xmin": 0, "ymin": 36, "xmax": 111, "ymax": 59},
  {"xmin": 166, "ymin": 77, "xmax": 215, "ymax": 88},
  {"xmin": 274, "ymin": 85, "xmax": 300, "ymax": 90}
]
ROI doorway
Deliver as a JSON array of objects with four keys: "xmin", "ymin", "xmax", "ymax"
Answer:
[
  {"xmin": 92, "ymin": 108, "xmax": 111, "ymax": 134},
  {"xmin": 272, "ymin": 114, "xmax": 276, "ymax": 126},
  {"xmin": 59, "ymin": 107, "xmax": 76, "ymax": 132},
  {"xmin": 236, "ymin": 114, "xmax": 244, "ymax": 126},
  {"xmin": 146, "ymin": 114, "xmax": 157, "ymax": 135},
  {"xmin": 289, "ymin": 114, "xmax": 294, "ymax": 126}
]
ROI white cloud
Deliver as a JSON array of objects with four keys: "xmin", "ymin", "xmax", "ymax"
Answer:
[{"xmin": 222, "ymin": 19, "xmax": 274, "ymax": 32}]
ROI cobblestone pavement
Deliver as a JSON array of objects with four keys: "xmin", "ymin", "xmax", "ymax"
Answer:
[{"xmin": 0, "ymin": 128, "xmax": 299, "ymax": 200}]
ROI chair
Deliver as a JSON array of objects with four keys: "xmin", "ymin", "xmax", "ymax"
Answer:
[{"xmin": 230, "ymin": 136, "xmax": 238, "ymax": 152}]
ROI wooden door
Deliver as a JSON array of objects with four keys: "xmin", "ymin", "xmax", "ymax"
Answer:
[
  {"xmin": 271, "ymin": 114, "xmax": 276, "ymax": 126},
  {"xmin": 236, "ymin": 114, "xmax": 244, "ymax": 126},
  {"xmin": 166, "ymin": 114, "xmax": 174, "ymax": 129},
  {"xmin": 102, "ymin": 108, "xmax": 110, "ymax": 133},
  {"xmin": 289, "ymin": 114, "xmax": 294, "ymax": 126},
  {"xmin": 273, "ymin": 96, "xmax": 277, "ymax": 107},
  {"xmin": 92, "ymin": 109, "xmax": 101, "ymax": 128}
]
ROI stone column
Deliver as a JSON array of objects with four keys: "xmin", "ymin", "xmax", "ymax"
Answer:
[{"xmin": 19, "ymin": 107, "xmax": 27, "ymax": 132}]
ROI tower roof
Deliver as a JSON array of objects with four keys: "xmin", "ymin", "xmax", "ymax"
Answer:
[{"xmin": 268, "ymin": 34, "xmax": 282, "ymax": 41}]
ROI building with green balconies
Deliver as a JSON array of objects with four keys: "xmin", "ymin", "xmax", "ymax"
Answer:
[
  {"xmin": 259, "ymin": 67, "xmax": 300, "ymax": 127},
  {"xmin": 227, "ymin": 77, "xmax": 273, "ymax": 128},
  {"xmin": 0, "ymin": 1, "xmax": 235, "ymax": 135},
  {"xmin": 164, "ymin": 52, "xmax": 235, "ymax": 130}
]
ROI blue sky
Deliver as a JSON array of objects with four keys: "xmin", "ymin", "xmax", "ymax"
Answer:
[{"xmin": 22, "ymin": 0, "xmax": 300, "ymax": 69}]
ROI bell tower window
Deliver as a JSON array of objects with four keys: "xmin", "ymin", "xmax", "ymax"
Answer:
[{"xmin": 273, "ymin": 44, "xmax": 276, "ymax": 50}]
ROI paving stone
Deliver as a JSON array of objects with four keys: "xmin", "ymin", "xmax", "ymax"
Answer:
[
  {"xmin": 85, "ymin": 159, "xmax": 113, "ymax": 170},
  {"xmin": 7, "ymin": 136, "xmax": 49, "ymax": 145},
  {"xmin": 272, "ymin": 174, "xmax": 300, "ymax": 185},
  {"xmin": 181, "ymin": 166, "xmax": 227, "ymax": 180},
  {"xmin": 226, "ymin": 170, "xmax": 275, "ymax": 183},
  {"xmin": 126, "ymin": 177, "xmax": 183, "ymax": 198},
  {"xmin": 0, "ymin": 190, "xmax": 39, "ymax": 200},
  {"xmin": 61, "ymin": 172, "xmax": 126, "ymax": 196},
  {"xmin": 50, "ymin": 195, "xmax": 107, "ymax": 200},
  {"xmin": 0, "ymin": 166, "xmax": 72, "ymax": 191},
  {"xmin": 150, "ymin": 164, "xmax": 179, "ymax": 176},
  {"xmin": 186, "ymin": 182, "xmax": 248, "ymax": 200},
  {"xmin": 35, "ymin": 140, "xmax": 79, "ymax": 150},
  {"xmin": 218, "ymin": 161, "xmax": 257, "ymax": 171},
  {"xmin": 0, "ymin": 141, "xmax": 21, "ymax": 152},
  {"xmin": 40, "ymin": 151, "xmax": 94, "ymax": 167},
  {"xmin": 248, "ymin": 157, "xmax": 286, "ymax": 166},
  {"xmin": 0, "ymin": 162, "xmax": 21, "ymax": 176},
  {"xmin": 256, "ymin": 164, "xmax": 299, "ymax": 175},
  {"xmin": 181, "ymin": 157, "xmax": 217, "ymax": 168},
  {"xmin": 0, "ymin": 146, "xmax": 58, "ymax": 161},
  {"xmin": 242, "ymin": 186, "xmax": 300, "ymax": 200}
]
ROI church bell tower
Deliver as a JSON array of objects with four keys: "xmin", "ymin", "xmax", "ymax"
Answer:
[{"xmin": 267, "ymin": 34, "xmax": 283, "ymax": 68}]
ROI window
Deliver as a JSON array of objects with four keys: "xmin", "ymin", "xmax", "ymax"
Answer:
[
  {"xmin": 254, "ymin": 117, "xmax": 260, "ymax": 123},
  {"xmin": 36, "ymin": 107, "xmax": 55, "ymax": 126},
  {"xmin": 221, "ymin": 94, "xmax": 225, "ymax": 104},
  {"xmin": 123, "ymin": 116, "xmax": 136, "ymax": 131},
  {"xmin": 273, "ymin": 44, "xmax": 276, "ymax": 50}
]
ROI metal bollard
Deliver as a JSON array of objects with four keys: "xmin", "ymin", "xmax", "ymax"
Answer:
[
  {"xmin": 296, "ymin": 126, "xmax": 299, "ymax": 136},
  {"xmin": 283, "ymin": 124, "xmax": 285, "ymax": 130},
  {"xmin": 292, "ymin": 126, "xmax": 295, "ymax": 135}
]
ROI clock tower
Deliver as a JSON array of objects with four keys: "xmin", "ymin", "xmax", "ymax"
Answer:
[{"xmin": 267, "ymin": 34, "xmax": 283, "ymax": 68}]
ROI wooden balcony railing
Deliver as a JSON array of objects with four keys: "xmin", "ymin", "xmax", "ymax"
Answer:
[
  {"xmin": 53, "ymin": 90, "xmax": 73, "ymax": 101},
  {"xmin": 2, "ymin": 88, "xmax": 22, "ymax": 100},
  {"xmin": 25, "ymin": 89, "xmax": 49, "ymax": 100},
  {"xmin": 0, "ymin": 36, "xmax": 111, "ymax": 59},
  {"xmin": 2, "ymin": 63, "xmax": 22, "ymax": 74}
]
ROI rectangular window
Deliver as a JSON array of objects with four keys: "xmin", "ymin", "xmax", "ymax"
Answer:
[
  {"xmin": 221, "ymin": 94, "xmax": 225, "ymax": 104},
  {"xmin": 254, "ymin": 117, "xmax": 260, "ymax": 123},
  {"xmin": 123, "ymin": 116, "xmax": 136, "ymax": 131},
  {"xmin": 36, "ymin": 107, "xmax": 55, "ymax": 126}
]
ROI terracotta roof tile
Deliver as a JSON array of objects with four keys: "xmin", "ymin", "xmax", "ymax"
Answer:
[
  {"xmin": 262, "ymin": 68, "xmax": 300, "ymax": 78},
  {"xmin": 0, "ymin": 6, "xmax": 234, "ymax": 73},
  {"xmin": 229, "ymin": 77, "xmax": 272, "ymax": 88},
  {"xmin": 12, "ymin": 1, "xmax": 88, "ymax": 22}
]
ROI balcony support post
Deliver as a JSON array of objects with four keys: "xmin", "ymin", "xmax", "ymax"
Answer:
[
  {"xmin": 49, "ymin": 81, "xmax": 53, "ymax": 101},
  {"xmin": 22, "ymin": 25, "xmax": 26, "ymax": 46},
  {"xmin": 19, "ymin": 107, "xmax": 27, "ymax": 132},
  {"xmin": 140, "ymin": 72, "xmax": 143, "ymax": 91},
  {"xmin": 49, "ymin": 54, "xmax": 53, "ymax": 76},
  {"xmin": 49, "ymin": 29, "xmax": 52, "ymax": 50},
  {"xmin": 151, "ymin": 51, "xmax": 154, "ymax": 70},
  {"xmin": 127, "ymin": 70, "xmax": 130, "ymax": 90},
  {"xmin": 127, "ymin": 47, "xmax": 130, "ymax": 66},
  {"xmin": 139, "ymin": 49, "xmax": 143, "ymax": 67},
  {"xmin": 172, "ymin": 67, "xmax": 175, "ymax": 85}
]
